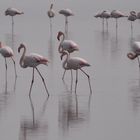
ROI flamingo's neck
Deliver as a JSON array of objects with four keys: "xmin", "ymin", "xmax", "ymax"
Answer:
[
  {"xmin": 58, "ymin": 33, "xmax": 65, "ymax": 53},
  {"xmin": 62, "ymin": 51, "xmax": 70, "ymax": 70},
  {"xmin": 19, "ymin": 45, "xmax": 26, "ymax": 68}
]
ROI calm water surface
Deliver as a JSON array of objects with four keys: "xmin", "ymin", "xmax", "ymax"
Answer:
[{"xmin": 0, "ymin": 0, "xmax": 140, "ymax": 140}]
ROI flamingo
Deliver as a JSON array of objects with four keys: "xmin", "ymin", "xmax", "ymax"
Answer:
[
  {"xmin": 57, "ymin": 31, "xmax": 79, "ymax": 80},
  {"xmin": 18, "ymin": 43, "xmax": 49, "ymax": 96},
  {"xmin": 60, "ymin": 50, "xmax": 92, "ymax": 94},
  {"xmin": 59, "ymin": 9, "xmax": 74, "ymax": 38},
  {"xmin": 111, "ymin": 10, "xmax": 127, "ymax": 29},
  {"xmin": 5, "ymin": 7, "xmax": 24, "ymax": 49},
  {"xmin": 128, "ymin": 11, "xmax": 137, "ymax": 33},
  {"xmin": 94, "ymin": 10, "xmax": 111, "ymax": 30},
  {"xmin": 127, "ymin": 41, "xmax": 140, "ymax": 67},
  {"xmin": 0, "ymin": 42, "xmax": 17, "ymax": 77}
]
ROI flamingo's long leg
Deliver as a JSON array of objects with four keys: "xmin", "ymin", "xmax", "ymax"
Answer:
[
  {"xmin": 80, "ymin": 68, "xmax": 92, "ymax": 94},
  {"xmin": 75, "ymin": 70, "xmax": 78, "ymax": 94},
  {"xmin": 11, "ymin": 57, "xmax": 17, "ymax": 77},
  {"xmin": 70, "ymin": 70, "xmax": 73, "ymax": 91},
  {"xmin": 62, "ymin": 69, "xmax": 66, "ymax": 80},
  {"xmin": 29, "ymin": 68, "xmax": 35, "ymax": 97},
  {"xmin": 36, "ymin": 67, "xmax": 49, "ymax": 96}
]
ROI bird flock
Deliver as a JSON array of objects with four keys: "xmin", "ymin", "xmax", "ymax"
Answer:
[
  {"xmin": 94, "ymin": 10, "xmax": 140, "ymax": 32},
  {"xmin": 1, "ymin": 5, "xmax": 140, "ymax": 97},
  {"xmin": 0, "ymin": 4, "xmax": 92, "ymax": 97}
]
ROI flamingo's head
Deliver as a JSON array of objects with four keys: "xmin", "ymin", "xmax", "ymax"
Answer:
[
  {"xmin": 127, "ymin": 52, "xmax": 137, "ymax": 60},
  {"xmin": 5, "ymin": 10, "xmax": 9, "ymax": 16},
  {"xmin": 18, "ymin": 43, "xmax": 25, "ymax": 53},
  {"xmin": 50, "ymin": 3, "xmax": 53, "ymax": 9},
  {"xmin": 57, "ymin": 31, "xmax": 64, "ymax": 41},
  {"xmin": 60, "ymin": 50, "xmax": 69, "ymax": 60}
]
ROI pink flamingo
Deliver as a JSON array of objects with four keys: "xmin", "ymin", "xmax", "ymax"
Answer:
[
  {"xmin": 111, "ymin": 10, "xmax": 127, "ymax": 29},
  {"xmin": 94, "ymin": 10, "xmax": 111, "ymax": 29},
  {"xmin": 5, "ymin": 7, "xmax": 24, "ymax": 48},
  {"xmin": 18, "ymin": 43, "xmax": 49, "ymax": 96},
  {"xmin": 60, "ymin": 50, "xmax": 92, "ymax": 94},
  {"xmin": 0, "ymin": 42, "xmax": 17, "ymax": 77},
  {"xmin": 128, "ymin": 11, "xmax": 137, "ymax": 34},
  {"xmin": 59, "ymin": 9, "xmax": 74, "ymax": 38},
  {"xmin": 57, "ymin": 31, "xmax": 79, "ymax": 80},
  {"xmin": 127, "ymin": 41, "xmax": 140, "ymax": 67}
]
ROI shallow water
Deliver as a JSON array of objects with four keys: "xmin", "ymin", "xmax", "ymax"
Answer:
[{"xmin": 0, "ymin": 0, "xmax": 140, "ymax": 140}]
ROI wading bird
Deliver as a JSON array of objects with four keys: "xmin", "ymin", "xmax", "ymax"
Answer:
[
  {"xmin": 94, "ymin": 10, "xmax": 111, "ymax": 30},
  {"xmin": 18, "ymin": 43, "xmax": 49, "ymax": 96},
  {"xmin": 127, "ymin": 41, "xmax": 140, "ymax": 67},
  {"xmin": 57, "ymin": 31, "xmax": 79, "ymax": 80},
  {"xmin": 128, "ymin": 11, "xmax": 137, "ymax": 33},
  {"xmin": 60, "ymin": 50, "xmax": 92, "ymax": 94},
  {"xmin": 111, "ymin": 10, "xmax": 127, "ymax": 29},
  {"xmin": 59, "ymin": 9, "xmax": 74, "ymax": 38},
  {"xmin": 5, "ymin": 7, "xmax": 24, "ymax": 48},
  {"xmin": 0, "ymin": 42, "xmax": 17, "ymax": 77}
]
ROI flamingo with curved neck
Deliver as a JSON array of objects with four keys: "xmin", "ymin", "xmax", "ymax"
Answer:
[
  {"xmin": 60, "ymin": 50, "xmax": 92, "ymax": 94},
  {"xmin": 18, "ymin": 43, "xmax": 49, "ymax": 96}
]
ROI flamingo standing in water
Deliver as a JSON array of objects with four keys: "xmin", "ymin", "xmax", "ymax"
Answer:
[
  {"xmin": 60, "ymin": 50, "xmax": 92, "ymax": 94},
  {"xmin": 127, "ymin": 41, "xmax": 140, "ymax": 67},
  {"xmin": 111, "ymin": 10, "xmax": 127, "ymax": 29},
  {"xmin": 57, "ymin": 31, "xmax": 79, "ymax": 80},
  {"xmin": 94, "ymin": 10, "xmax": 111, "ymax": 30},
  {"xmin": 59, "ymin": 9, "xmax": 74, "ymax": 38},
  {"xmin": 0, "ymin": 42, "xmax": 17, "ymax": 77},
  {"xmin": 128, "ymin": 11, "xmax": 137, "ymax": 34},
  {"xmin": 5, "ymin": 7, "xmax": 24, "ymax": 49},
  {"xmin": 18, "ymin": 43, "xmax": 49, "ymax": 96}
]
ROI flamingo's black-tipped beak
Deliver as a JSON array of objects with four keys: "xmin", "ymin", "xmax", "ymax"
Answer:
[
  {"xmin": 60, "ymin": 54, "xmax": 63, "ymax": 60},
  {"xmin": 57, "ymin": 31, "xmax": 63, "ymax": 41},
  {"xmin": 18, "ymin": 47, "xmax": 20, "ymax": 53}
]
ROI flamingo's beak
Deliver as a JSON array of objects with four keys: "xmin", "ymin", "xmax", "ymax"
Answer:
[
  {"xmin": 57, "ymin": 31, "xmax": 63, "ymax": 41},
  {"xmin": 60, "ymin": 53, "xmax": 64, "ymax": 60}
]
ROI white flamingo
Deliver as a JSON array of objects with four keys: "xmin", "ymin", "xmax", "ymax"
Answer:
[
  {"xmin": 59, "ymin": 9, "xmax": 74, "ymax": 38},
  {"xmin": 127, "ymin": 41, "xmax": 140, "ymax": 67},
  {"xmin": 5, "ymin": 7, "xmax": 24, "ymax": 48},
  {"xmin": 0, "ymin": 42, "xmax": 17, "ymax": 77},
  {"xmin": 57, "ymin": 31, "xmax": 79, "ymax": 80},
  {"xmin": 60, "ymin": 50, "xmax": 92, "ymax": 93},
  {"xmin": 111, "ymin": 10, "xmax": 127, "ymax": 29},
  {"xmin": 18, "ymin": 43, "xmax": 49, "ymax": 96}
]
